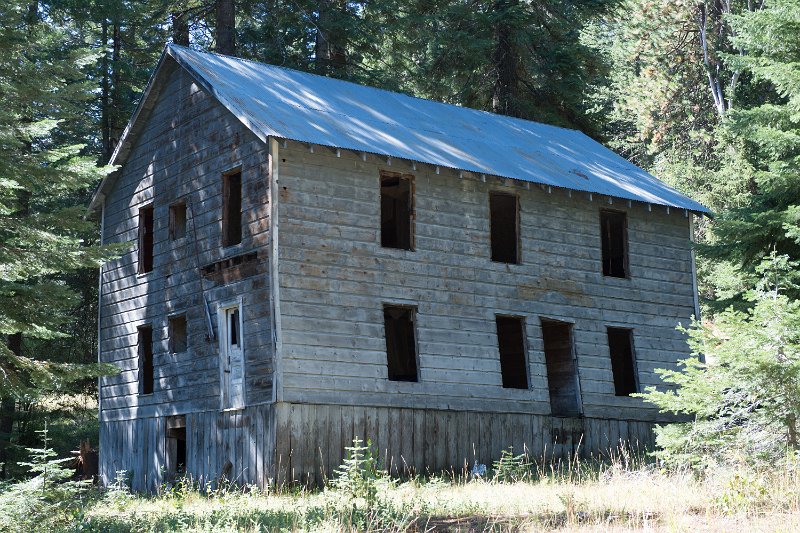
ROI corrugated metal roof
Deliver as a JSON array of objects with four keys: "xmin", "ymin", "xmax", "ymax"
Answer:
[{"xmin": 91, "ymin": 44, "xmax": 710, "ymax": 214}]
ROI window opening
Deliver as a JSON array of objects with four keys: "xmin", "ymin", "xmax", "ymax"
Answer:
[
  {"xmin": 383, "ymin": 305, "xmax": 418, "ymax": 381},
  {"xmin": 169, "ymin": 315, "xmax": 188, "ymax": 354},
  {"xmin": 138, "ymin": 325, "xmax": 154, "ymax": 395},
  {"xmin": 607, "ymin": 327, "xmax": 638, "ymax": 396},
  {"xmin": 380, "ymin": 173, "xmax": 413, "ymax": 250},
  {"xmin": 600, "ymin": 210, "xmax": 628, "ymax": 278},
  {"xmin": 138, "ymin": 204, "xmax": 154, "ymax": 273},
  {"xmin": 222, "ymin": 171, "xmax": 242, "ymax": 246},
  {"xmin": 169, "ymin": 201, "xmax": 187, "ymax": 240},
  {"xmin": 490, "ymin": 192, "xmax": 520, "ymax": 263},
  {"xmin": 540, "ymin": 319, "xmax": 581, "ymax": 416},
  {"xmin": 496, "ymin": 316, "xmax": 528, "ymax": 389}
]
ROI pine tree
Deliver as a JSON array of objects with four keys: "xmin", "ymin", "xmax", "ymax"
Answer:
[
  {"xmin": 706, "ymin": 0, "xmax": 800, "ymax": 301},
  {"xmin": 0, "ymin": 0, "xmax": 119, "ymax": 472}
]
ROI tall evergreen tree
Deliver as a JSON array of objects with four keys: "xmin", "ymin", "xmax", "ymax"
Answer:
[
  {"xmin": 0, "ymin": 0, "xmax": 117, "ymax": 474},
  {"xmin": 706, "ymin": 0, "xmax": 800, "ymax": 300}
]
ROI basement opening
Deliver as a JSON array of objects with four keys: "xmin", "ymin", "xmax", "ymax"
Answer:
[
  {"xmin": 607, "ymin": 327, "xmax": 638, "ymax": 396},
  {"xmin": 496, "ymin": 315, "xmax": 528, "ymax": 389},
  {"xmin": 138, "ymin": 325, "xmax": 154, "ymax": 395},
  {"xmin": 169, "ymin": 314, "xmax": 188, "ymax": 354},
  {"xmin": 541, "ymin": 319, "xmax": 581, "ymax": 417},
  {"xmin": 380, "ymin": 172, "xmax": 413, "ymax": 250},
  {"xmin": 169, "ymin": 201, "xmax": 187, "ymax": 240},
  {"xmin": 165, "ymin": 415, "xmax": 186, "ymax": 477},
  {"xmin": 383, "ymin": 305, "xmax": 418, "ymax": 382},
  {"xmin": 489, "ymin": 192, "xmax": 519, "ymax": 263},
  {"xmin": 600, "ymin": 210, "xmax": 628, "ymax": 278},
  {"xmin": 222, "ymin": 170, "xmax": 242, "ymax": 247},
  {"xmin": 138, "ymin": 203, "xmax": 154, "ymax": 274}
]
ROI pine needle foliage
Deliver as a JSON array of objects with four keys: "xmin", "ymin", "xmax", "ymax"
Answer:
[
  {"xmin": 639, "ymin": 255, "xmax": 800, "ymax": 469},
  {"xmin": 0, "ymin": 424, "xmax": 94, "ymax": 532},
  {"xmin": 0, "ymin": 0, "xmax": 121, "ymax": 399}
]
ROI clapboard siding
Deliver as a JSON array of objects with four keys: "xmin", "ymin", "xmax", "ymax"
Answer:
[
  {"xmin": 98, "ymin": 60, "xmax": 274, "ymax": 431},
  {"xmin": 98, "ymin": 58, "xmax": 701, "ymax": 491},
  {"xmin": 276, "ymin": 143, "xmax": 695, "ymax": 422}
]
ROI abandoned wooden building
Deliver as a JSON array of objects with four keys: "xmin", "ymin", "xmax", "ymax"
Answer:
[{"xmin": 89, "ymin": 44, "xmax": 710, "ymax": 491}]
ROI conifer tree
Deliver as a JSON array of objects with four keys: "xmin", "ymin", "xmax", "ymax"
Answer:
[
  {"xmin": 0, "ymin": 0, "xmax": 117, "ymax": 417},
  {"xmin": 706, "ymin": 0, "xmax": 800, "ymax": 300}
]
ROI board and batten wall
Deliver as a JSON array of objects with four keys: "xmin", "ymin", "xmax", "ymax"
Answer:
[
  {"xmin": 272, "ymin": 140, "xmax": 695, "ymax": 481},
  {"xmin": 97, "ymin": 59, "xmax": 275, "ymax": 491}
]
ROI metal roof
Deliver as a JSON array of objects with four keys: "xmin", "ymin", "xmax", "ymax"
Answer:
[{"xmin": 90, "ymin": 44, "xmax": 710, "ymax": 214}]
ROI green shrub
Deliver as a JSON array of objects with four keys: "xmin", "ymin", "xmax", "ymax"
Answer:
[
  {"xmin": 0, "ymin": 425, "xmax": 94, "ymax": 533},
  {"xmin": 638, "ymin": 255, "xmax": 800, "ymax": 470},
  {"xmin": 492, "ymin": 446, "xmax": 532, "ymax": 483}
]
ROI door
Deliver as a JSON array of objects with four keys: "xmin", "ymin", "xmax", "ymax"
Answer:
[{"xmin": 220, "ymin": 304, "xmax": 245, "ymax": 409}]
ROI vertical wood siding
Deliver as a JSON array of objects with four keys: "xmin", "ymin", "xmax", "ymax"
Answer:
[
  {"xmin": 99, "ymin": 402, "xmax": 653, "ymax": 491},
  {"xmin": 271, "ymin": 403, "xmax": 656, "ymax": 487},
  {"xmin": 100, "ymin": 405, "xmax": 276, "ymax": 492}
]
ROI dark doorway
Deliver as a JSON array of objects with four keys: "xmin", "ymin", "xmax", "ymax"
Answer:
[
  {"xmin": 541, "ymin": 319, "xmax": 581, "ymax": 416},
  {"xmin": 166, "ymin": 415, "xmax": 187, "ymax": 477}
]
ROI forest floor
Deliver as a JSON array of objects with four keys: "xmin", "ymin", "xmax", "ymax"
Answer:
[{"xmin": 71, "ymin": 463, "xmax": 800, "ymax": 532}]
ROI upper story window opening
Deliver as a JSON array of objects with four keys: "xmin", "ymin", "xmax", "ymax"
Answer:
[
  {"xmin": 600, "ymin": 210, "xmax": 628, "ymax": 278},
  {"xmin": 489, "ymin": 192, "xmax": 520, "ymax": 264},
  {"xmin": 380, "ymin": 172, "xmax": 414, "ymax": 250},
  {"xmin": 138, "ymin": 203, "xmax": 154, "ymax": 274},
  {"xmin": 169, "ymin": 201, "xmax": 187, "ymax": 241},
  {"xmin": 222, "ymin": 170, "xmax": 242, "ymax": 247}
]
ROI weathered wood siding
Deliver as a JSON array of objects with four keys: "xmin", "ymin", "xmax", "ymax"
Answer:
[
  {"xmin": 97, "ymin": 59, "xmax": 274, "ymax": 486},
  {"xmin": 275, "ymin": 142, "xmax": 695, "ymax": 422},
  {"xmin": 102, "ymin": 405, "xmax": 276, "ymax": 492},
  {"xmin": 272, "ymin": 402, "xmax": 655, "ymax": 486}
]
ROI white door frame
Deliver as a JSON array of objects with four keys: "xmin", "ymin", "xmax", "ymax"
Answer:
[{"xmin": 218, "ymin": 297, "xmax": 245, "ymax": 410}]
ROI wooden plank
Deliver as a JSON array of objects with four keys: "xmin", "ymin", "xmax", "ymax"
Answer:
[{"xmin": 412, "ymin": 408, "xmax": 425, "ymax": 476}]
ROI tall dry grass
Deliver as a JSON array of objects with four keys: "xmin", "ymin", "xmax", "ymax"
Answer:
[{"xmin": 68, "ymin": 442, "xmax": 800, "ymax": 532}]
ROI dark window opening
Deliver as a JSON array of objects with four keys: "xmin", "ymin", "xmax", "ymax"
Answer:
[
  {"xmin": 384, "ymin": 305, "xmax": 418, "ymax": 382},
  {"xmin": 607, "ymin": 327, "xmax": 638, "ymax": 396},
  {"xmin": 229, "ymin": 308, "xmax": 240, "ymax": 347},
  {"xmin": 541, "ymin": 319, "xmax": 581, "ymax": 416},
  {"xmin": 169, "ymin": 201, "xmax": 187, "ymax": 240},
  {"xmin": 138, "ymin": 325, "xmax": 154, "ymax": 395},
  {"xmin": 222, "ymin": 171, "xmax": 242, "ymax": 247},
  {"xmin": 138, "ymin": 204, "xmax": 154, "ymax": 273},
  {"xmin": 380, "ymin": 173, "xmax": 413, "ymax": 250},
  {"xmin": 169, "ymin": 315, "xmax": 188, "ymax": 354},
  {"xmin": 600, "ymin": 210, "xmax": 628, "ymax": 278},
  {"xmin": 490, "ymin": 192, "xmax": 519, "ymax": 263},
  {"xmin": 496, "ymin": 316, "xmax": 528, "ymax": 389},
  {"xmin": 166, "ymin": 416, "xmax": 186, "ymax": 476}
]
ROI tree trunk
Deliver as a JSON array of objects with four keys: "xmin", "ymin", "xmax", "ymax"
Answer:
[
  {"xmin": 100, "ymin": 20, "xmax": 112, "ymax": 162},
  {"xmin": 108, "ymin": 21, "xmax": 122, "ymax": 155},
  {"xmin": 170, "ymin": 3, "xmax": 189, "ymax": 46},
  {"xmin": 215, "ymin": 0, "xmax": 236, "ymax": 55},
  {"xmin": 315, "ymin": 0, "xmax": 347, "ymax": 77},
  {"xmin": 172, "ymin": 9, "xmax": 190, "ymax": 46},
  {"xmin": 491, "ymin": 0, "xmax": 520, "ymax": 117}
]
